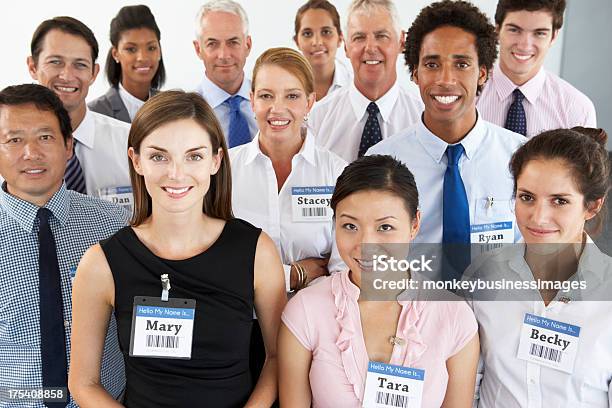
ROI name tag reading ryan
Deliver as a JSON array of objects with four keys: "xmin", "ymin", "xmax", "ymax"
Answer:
[
  {"xmin": 291, "ymin": 186, "xmax": 334, "ymax": 222},
  {"xmin": 363, "ymin": 361, "xmax": 424, "ymax": 408},
  {"xmin": 129, "ymin": 296, "xmax": 196, "ymax": 360}
]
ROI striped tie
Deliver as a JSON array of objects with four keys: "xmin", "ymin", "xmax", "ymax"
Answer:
[{"xmin": 65, "ymin": 141, "xmax": 87, "ymax": 194}]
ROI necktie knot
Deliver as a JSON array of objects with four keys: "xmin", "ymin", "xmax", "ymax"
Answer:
[
  {"xmin": 513, "ymin": 88, "xmax": 525, "ymax": 103},
  {"xmin": 226, "ymin": 95, "xmax": 244, "ymax": 112},
  {"xmin": 37, "ymin": 207, "xmax": 52, "ymax": 223},
  {"xmin": 446, "ymin": 144, "xmax": 464, "ymax": 166},
  {"xmin": 367, "ymin": 102, "xmax": 379, "ymax": 115}
]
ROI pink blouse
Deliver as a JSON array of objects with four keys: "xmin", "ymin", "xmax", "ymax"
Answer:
[{"xmin": 282, "ymin": 270, "xmax": 478, "ymax": 407}]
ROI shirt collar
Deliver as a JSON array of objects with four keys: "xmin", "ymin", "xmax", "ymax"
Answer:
[
  {"xmin": 331, "ymin": 59, "xmax": 351, "ymax": 90},
  {"xmin": 492, "ymin": 64, "xmax": 547, "ymax": 105},
  {"xmin": 348, "ymin": 80, "xmax": 400, "ymax": 124},
  {"xmin": 73, "ymin": 108, "xmax": 95, "ymax": 149},
  {"xmin": 198, "ymin": 73, "xmax": 251, "ymax": 108},
  {"xmin": 242, "ymin": 130, "xmax": 316, "ymax": 166},
  {"xmin": 416, "ymin": 111, "xmax": 485, "ymax": 163},
  {"xmin": 0, "ymin": 182, "xmax": 71, "ymax": 233},
  {"xmin": 118, "ymin": 82, "xmax": 146, "ymax": 108}
]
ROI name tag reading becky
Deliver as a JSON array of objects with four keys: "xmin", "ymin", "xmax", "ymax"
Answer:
[
  {"xmin": 98, "ymin": 186, "xmax": 134, "ymax": 215},
  {"xmin": 129, "ymin": 296, "xmax": 196, "ymax": 359},
  {"xmin": 291, "ymin": 186, "xmax": 334, "ymax": 222},
  {"xmin": 517, "ymin": 313, "xmax": 581, "ymax": 373},
  {"xmin": 363, "ymin": 361, "xmax": 424, "ymax": 408}
]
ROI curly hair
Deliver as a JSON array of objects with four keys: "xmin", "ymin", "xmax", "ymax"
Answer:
[
  {"xmin": 495, "ymin": 0, "xmax": 566, "ymax": 31},
  {"xmin": 404, "ymin": 0, "xmax": 498, "ymax": 94}
]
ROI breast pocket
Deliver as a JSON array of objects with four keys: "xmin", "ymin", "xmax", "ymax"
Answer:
[{"xmin": 471, "ymin": 198, "xmax": 515, "ymax": 246}]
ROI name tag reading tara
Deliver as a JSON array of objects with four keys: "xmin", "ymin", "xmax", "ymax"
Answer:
[
  {"xmin": 291, "ymin": 186, "xmax": 334, "ymax": 222},
  {"xmin": 363, "ymin": 361, "xmax": 424, "ymax": 408},
  {"xmin": 129, "ymin": 296, "xmax": 196, "ymax": 359},
  {"xmin": 517, "ymin": 313, "xmax": 581, "ymax": 373}
]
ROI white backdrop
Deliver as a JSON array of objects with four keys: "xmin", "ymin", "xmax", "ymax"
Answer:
[{"xmin": 0, "ymin": 0, "xmax": 564, "ymax": 101}]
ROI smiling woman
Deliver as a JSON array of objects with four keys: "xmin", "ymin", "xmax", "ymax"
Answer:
[{"xmin": 68, "ymin": 90, "xmax": 287, "ymax": 407}]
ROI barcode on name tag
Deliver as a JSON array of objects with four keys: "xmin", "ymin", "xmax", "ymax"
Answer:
[
  {"xmin": 529, "ymin": 343, "xmax": 562, "ymax": 363},
  {"xmin": 301, "ymin": 207, "xmax": 327, "ymax": 217},
  {"xmin": 375, "ymin": 391, "xmax": 409, "ymax": 407},
  {"xmin": 146, "ymin": 334, "xmax": 179, "ymax": 349}
]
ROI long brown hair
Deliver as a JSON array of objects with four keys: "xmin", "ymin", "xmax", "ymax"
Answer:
[{"xmin": 128, "ymin": 90, "xmax": 233, "ymax": 225}]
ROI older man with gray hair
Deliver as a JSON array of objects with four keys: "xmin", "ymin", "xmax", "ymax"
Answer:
[
  {"xmin": 193, "ymin": 0, "xmax": 256, "ymax": 147},
  {"xmin": 308, "ymin": 0, "xmax": 422, "ymax": 162}
]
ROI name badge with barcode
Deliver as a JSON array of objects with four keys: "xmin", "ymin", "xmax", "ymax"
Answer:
[
  {"xmin": 363, "ymin": 361, "xmax": 424, "ymax": 408},
  {"xmin": 517, "ymin": 313, "xmax": 581, "ymax": 373},
  {"xmin": 98, "ymin": 186, "xmax": 134, "ymax": 215},
  {"xmin": 129, "ymin": 296, "xmax": 196, "ymax": 360},
  {"xmin": 291, "ymin": 186, "xmax": 334, "ymax": 222}
]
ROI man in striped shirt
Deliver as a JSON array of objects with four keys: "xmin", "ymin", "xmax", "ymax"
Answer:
[{"xmin": 477, "ymin": 0, "xmax": 596, "ymax": 138}]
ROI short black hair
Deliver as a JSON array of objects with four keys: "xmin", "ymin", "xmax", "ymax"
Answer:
[
  {"xmin": 405, "ymin": 0, "xmax": 498, "ymax": 94},
  {"xmin": 31, "ymin": 16, "xmax": 99, "ymax": 66},
  {"xmin": 0, "ymin": 84, "xmax": 72, "ymax": 144},
  {"xmin": 106, "ymin": 5, "xmax": 166, "ymax": 89},
  {"xmin": 495, "ymin": 0, "xmax": 566, "ymax": 31},
  {"xmin": 331, "ymin": 155, "xmax": 419, "ymax": 220}
]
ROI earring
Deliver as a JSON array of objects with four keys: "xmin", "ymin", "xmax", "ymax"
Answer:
[{"xmin": 303, "ymin": 113, "xmax": 309, "ymax": 123}]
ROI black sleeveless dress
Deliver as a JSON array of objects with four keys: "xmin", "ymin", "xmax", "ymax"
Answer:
[{"xmin": 100, "ymin": 219, "xmax": 261, "ymax": 408}]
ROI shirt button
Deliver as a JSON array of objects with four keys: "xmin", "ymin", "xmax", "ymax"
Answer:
[
  {"xmin": 64, "ymin": 320, "xmax": 70, "ymax": 327},
  {"xmin": 529, "ymin": 378, "xmax": 536, "ymax": 385}
]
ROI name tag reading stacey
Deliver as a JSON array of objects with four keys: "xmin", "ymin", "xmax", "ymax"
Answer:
[
  {"xmin": 129, "ymin": 296, "xmax": 196, "ymax": 359},
  {"xmin": 517, "ymin": 313, "xmax": 581, "ymax": 373},
  {"xmin": 98, "ymin": 186, "xmax": 134, "ymax": 215},
  {"xmin": 291, "ymin": 186, "xmax": 334, "ymax": 222},
  {"xmin": 363, "ymin": 361, "xmax": 424, "ymax": 408}
]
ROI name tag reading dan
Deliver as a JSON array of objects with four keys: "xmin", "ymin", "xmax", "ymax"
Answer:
[
  {"xmin": 363, "ymin": 361, "xmax": 424, "ymax": 408},
  {"xmin": 291, "ymin": 186, "xmax": 334, "ymax": 222},
  {"xmin": 129, "ymin": 296, "xmax": 196, "ymax": 359},
  {"xmin": 98, "ymin": 186, "xmax": 134, "ymax": 215},
  {"xmin": 517, "ymin": 313, "xmax": 581, "ymax": 373}
]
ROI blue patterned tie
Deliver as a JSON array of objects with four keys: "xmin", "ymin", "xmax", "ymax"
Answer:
[
  {"xmin": 358, "ymin": 102, "xmax": 382, "ymax": 157},
  {"xmin": 226, "ymin": 95, "xmax": 251, "ymax": 148},
  {"xmin": 504, "ymin": 89, "xmax": 527, "ymax": 136},
  {"xmin": 37, "ymin": 208, "xmax": 69, "ymax": 407},
  {"xmin": 64, "ymin": 141, "xmax": 87, "ymax": 194}
]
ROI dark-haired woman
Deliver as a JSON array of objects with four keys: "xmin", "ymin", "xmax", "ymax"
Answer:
[
  {"xmin": 466, "ymin": 128, "xmax": 612, "ymax": 407},
  {"xmin": 89, "ymin": 5, "xmax": 165, "ymax": 123},
  {"xmin": 279, "ymin": 155, "xmax": 479, "ymax": 407},
  {"xmin": 69, "ymin": 91, "xmax": 286, "ymax": 407}
]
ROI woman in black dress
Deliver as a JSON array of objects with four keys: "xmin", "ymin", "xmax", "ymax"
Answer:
[{"xmin": 69, "ymin": 90, "xmax": 286, "ymax": 407}]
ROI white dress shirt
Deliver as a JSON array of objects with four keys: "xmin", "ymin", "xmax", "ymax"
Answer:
[
  {"xmin": 229, "ymin": 132, "xmax": 347, "ymax": 292},
  {"xmin": 73, "ymin": 109, "xmax": 131, "ymax": 198},
  {"xmin": 465, "ymin": 237, "xmax": 612, "ymax": 407},
  {"xmin": 324, "ymin": 58, "xmax": 353, "ymax": 98},
  {"xmin": 195, "ymin": 73, "xmax": 258, "ymax": 144},
  {"xmin": 118, "ymin": 83, "xmax": 146, "ymax": 121},
  {"xmin": 308, "ymin": 80, "xmax": 423, "ymax": 162},
  {"xmin": 367, "ymin": 115, "xmax": 526, "ymax": 244},
  {"xmin": 477, "ymin": 64, "xmax": 597, "ymax": 138}
]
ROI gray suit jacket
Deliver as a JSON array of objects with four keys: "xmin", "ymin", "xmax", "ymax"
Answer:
[{"xmin": 88, "ymin": 86, "xmax": 131, "ymax": 123}]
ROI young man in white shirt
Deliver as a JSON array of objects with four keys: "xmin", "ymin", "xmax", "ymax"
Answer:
[
  {"xmin": 193, "ymin": 0, "xmax": 257, "ymax": 147},
  {"xmin": 477, "ymin": 0, "xmax": 596, "ymax": 137},
  {"xmin": 27, "ymin": 17, "xmax": 131, "ymax": 205},
  {"xmin": 308, "ymin": 0, "xmax": 422, "ymax": 163}
]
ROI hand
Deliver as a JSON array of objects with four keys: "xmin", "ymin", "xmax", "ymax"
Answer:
[{"xmin": 290, "ymin": 256, "xmax": 330, "ymax": 290}]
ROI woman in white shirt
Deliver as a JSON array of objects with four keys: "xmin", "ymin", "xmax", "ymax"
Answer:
[
  {"xmin": 467, "ymin": 127, "xmax": 612, "ymax": 407},
  {"xmin": 229, "ymin": 46, "xmax": 346, "ymax": 384},
  {"xmin": 293, "ymin": 0, "xmax": 351, "ymax": 101},
  {"xmin": 89, "ymin": 5, "xmax": 165, "ymax": 123}
]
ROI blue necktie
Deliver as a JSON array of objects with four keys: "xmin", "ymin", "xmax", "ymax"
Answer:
[
  {"xmin": 37, "ymin": 208, "xmax": 69, "ymax": 407},
  {"xmin": 226, "ymin": 95, "xmax": 251, "ymax": 148},
  {"xmin": 504, "ymin": 89, "xmax": 527, "ymax": 136},
  {"xmin": 358, "ymin": 102, "xmax": 382, "ymax": 157},
  {"xmin": 65, "ymin": 141, "xmax": 87, "ymax": 194}
]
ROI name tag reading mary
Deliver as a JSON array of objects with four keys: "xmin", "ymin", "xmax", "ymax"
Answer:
[
  {"xmin": 129, "ymin": 296, "xmax": 196, "ymax": 359},
  {"xmin": 291, "ymin": 186, "xmax": 334, "ymax": 222},
  {"xmin": 363, "ymin": 361, "xmax": 424, "ymax": 408}
]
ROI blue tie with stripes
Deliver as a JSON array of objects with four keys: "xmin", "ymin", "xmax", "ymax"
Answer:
[
  {"xmin": 504, "ymin": 89, "xmax": 527, "ymax": 136},
  {"xmin": 226, "ymin": 95, "xmax": 251, "ymax": 148},
  {"xmin": 64, "ymin": 141, "xmax": 87, "ymax": 194}
]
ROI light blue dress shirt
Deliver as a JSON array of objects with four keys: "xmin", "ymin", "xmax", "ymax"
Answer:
[
  {"xmin": 195, "ymin": 73, "xmax": 258, "ymax": 144},
  {"xmin": 367, "ymin": 114, "xmax": 526, "ymax": 244},
  {"xmin": 0, "ymin": 183, "xmax": 127, "ymax": 407}
]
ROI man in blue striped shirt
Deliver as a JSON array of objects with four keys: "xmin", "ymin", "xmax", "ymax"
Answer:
[{"xmin": 0, "ymin": 84, "xmax": 126, "ymax": 407}]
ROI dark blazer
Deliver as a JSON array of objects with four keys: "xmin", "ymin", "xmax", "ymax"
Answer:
[{"xmin": 88, "ymin": 86, "xmax": 159, "ymax": 124}]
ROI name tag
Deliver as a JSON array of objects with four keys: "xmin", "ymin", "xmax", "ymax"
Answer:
[
  {"xmin": 291, "ymin": 186, "xmax": 334, "ymax": 222},
  {"xmin": 517, "ymin": 313, "xmax": 581, "ymax": 373},
  {"xmin": 470, "ymin": 221, "xmax": 514, "ymax": 258},
  {"xmin": 363, "ymin": 361, "xmax": 424, "ymax": 408},
  {"xmin": 129, "ymin": 296, "xmax": 196, "ymax": 359},
  {"xmin": 69, "ymin": 267, "xmax": 77, "ymax": 284},
  {"xmin": 98, "ymin": 186, "xmax": 134, "ymax": 215}
]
